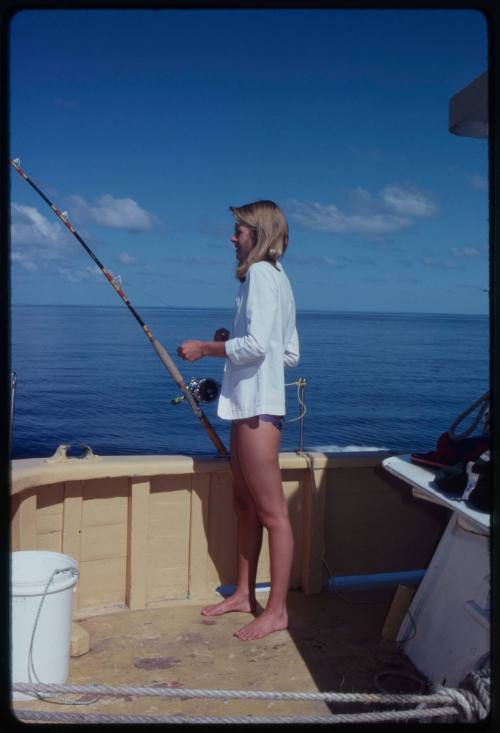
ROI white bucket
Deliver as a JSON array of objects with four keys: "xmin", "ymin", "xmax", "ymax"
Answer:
[{"xmin": 11, "ymin": 551, "xmax": 79, "ymax": 700}]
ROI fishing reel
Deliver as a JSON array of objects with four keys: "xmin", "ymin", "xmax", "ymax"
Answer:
[{"xmin": 171, "ymin": 377, "xmax": 220, "ymax": 406}]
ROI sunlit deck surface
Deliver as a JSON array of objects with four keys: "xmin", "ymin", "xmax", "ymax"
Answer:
[{"xmin": 13, "ymin": 587, "xmax": 428, "ymax": 721}]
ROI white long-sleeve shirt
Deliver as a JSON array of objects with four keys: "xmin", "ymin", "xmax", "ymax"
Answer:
[{"xmin": 217, "ymin": 260, "xmax": 299, "ymax": 420}]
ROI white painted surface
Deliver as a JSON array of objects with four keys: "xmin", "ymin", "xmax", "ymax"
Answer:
[
  {"xmin": 383, "ymin": 455, "xmax": 489, "ymax": 533},
  {"xmin": 382, "ymin": 456, "xmax": 490, "ymax": 687}
]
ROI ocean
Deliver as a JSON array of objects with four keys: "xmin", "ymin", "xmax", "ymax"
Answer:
[{"xmin": 10, "ymin": 305, "xmax": 489, "ymax": 459}]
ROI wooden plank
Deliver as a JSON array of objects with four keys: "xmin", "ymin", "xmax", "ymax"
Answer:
[
  {"xmin": 382, "ymin": 585, "xmax": 416, "ymax": 641},
  {"xmin": 77, "ymin": 557, "xmax": 127, "ymax": 609},
  {"xmin": 80, "ymin": 523, "xmax": 127, "ymax": 562},
  {"xmin": 151, "ymin": 474, "xmax": 192, "ymax": 495},
  {"xmin": 62, "ymin": 481, "xmax": 84, "ymax": 610},
  {"xmin": 16, "ymin": 492, "xmax": 37, "ymax": 550},
  {"xmin": 188, "ymin": 473, "xmax": 211, "ymax": 601},
  {"xmin": 148, "ymin": 512, "xmax": 190, "ymax": 598},
  {"xmin": 126, "ymin": 478, "xmax": 150, "ymax": 610},
  {"xmin": 36, "ymin": 532, "xmax": 62, "ymax": 553},
  {"xmin": 284, "ymin": 479, "xmax": 304, "ymax": 589},
  {"xmin": 31, "ymin": 484, "xmax": 65, "ymax": 554},
  {"xmin": 71, "ymin": 622, "xmax": 90, "ymax": 657},
  {"xmin": 82, "ymin": 478, "xmax": 128, "ymax": 527},
  {"xmin": 146, "ymin": 475, "xmax": 191, "ymax": 602},
  {"xmin": 37, "ymin": 511, "xmax": 63, "ymax": 535},
  {"xmin": 148, "ymin": 535, "xmax": 190, "ymax": 565},
  {"xmin": 37, "ymin": 483, "xmax": 64, "ymax": 510},
  {"xmin": 10, "ymin": 495, "xmax": 21, "ymax": 552},
  {"xmin": 147, "ymin": 582, "xmax": 190, "ymax": 601},
  {"xmin": 62, "ymin": 482, "xmax": 84, "ymax": 560},
  {"xmin": 149, "ymin": 505, "xmax": 190, "ymax": 528},
  {"xmin": 206, "ymin": 472, "xmax": 237, "ymax": 587},
  {"xmin": 301, "ymin": 466, "xmax": 327, "ymax": 594}
]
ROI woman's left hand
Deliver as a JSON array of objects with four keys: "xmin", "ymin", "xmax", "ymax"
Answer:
[{"xmin": 177, "ymin": 340, "xmax": 205, "ymax": 361}]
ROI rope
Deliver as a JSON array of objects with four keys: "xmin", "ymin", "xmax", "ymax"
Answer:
[
  {"xmin": 25, "ymin": 566, "xmax": 96, "ymax": 706},
  {"xmin": 12, "ymin": 672, "xmax": 489, "ymax": 724},
  {"xmin": 13, "ymin": 706, "xmax": 459, "ymax": 725},
  {"xmin": 434, "ymin": 686, "xmax": 487, "ymax": 723},
  {"xmin": 12, "ymin": 681, "xmax": 455, "ymax": 705},
  {"xmin": 470, "ymin": 668, "xmax": 491, "ymax": 712},
  {"xmin": 448, "ymin": 391, "xmax": 489, "ymax": 440},
  {"xmin": 285, "ymin": 377, "xmax": 307, "ymax": 424},
  {"xmin": 432, "ymin": 669, "xmax": 490, "ymax": 722}
]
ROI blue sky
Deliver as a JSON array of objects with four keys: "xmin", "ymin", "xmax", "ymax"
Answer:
[{"xmin": 9, "ymin": 8, "xmax": 488, "ymax": 314}]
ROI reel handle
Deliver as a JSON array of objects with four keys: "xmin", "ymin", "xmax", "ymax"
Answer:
[{"xmin": 214, "ymin": 327, "xmax": 229, "ymax": 342}]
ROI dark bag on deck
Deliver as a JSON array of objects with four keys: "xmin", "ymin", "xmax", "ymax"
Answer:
[
  {"xmin": 411, "ymin": 431, "xmax": 489, "ymax": 470},
  {"xmin": 411, "ymin": 392, "xmax": 490, "ymax": 513}
]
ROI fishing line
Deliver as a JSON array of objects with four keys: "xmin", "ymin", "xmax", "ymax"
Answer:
[
  {"xmin": 10, "ymin": 158, "xmax": 228, "ymax": 457},
  {"xmin": 121, "ymin": 280, "xmax": 174, "ymax": 309}
]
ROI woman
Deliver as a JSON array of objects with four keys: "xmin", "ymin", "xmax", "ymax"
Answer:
[{"xmin": 177, "ymin": 200, "xmax": 299, "ymax": 641}]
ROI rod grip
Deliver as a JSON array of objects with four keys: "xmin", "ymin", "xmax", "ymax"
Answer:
[
  {"xmin": 152, "ymin": 339, "xmax": 229, "ymax": 457},
  {"xmin": 151, "ymin": 339, "xmax": 200, "ymax": 412}
]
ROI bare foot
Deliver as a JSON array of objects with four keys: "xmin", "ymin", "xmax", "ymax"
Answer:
[
  {"xmin": 201, "ymin": 593, "xmax": 255, "ymax": 617},
  {"xmin": 234, "ymin": 608, "xmax": 288, "ymax": 641}
]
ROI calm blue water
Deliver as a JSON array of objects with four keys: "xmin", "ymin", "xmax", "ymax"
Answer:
[{"xmin": 10, "ymin": 306, "xmax": 489, "ymax": 459}]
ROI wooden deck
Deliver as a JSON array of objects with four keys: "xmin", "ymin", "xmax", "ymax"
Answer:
[
  {"xmin": 12, "ymin": 586, "xmax": 428, "ymax": 721},
  {"xmin": 10, "ymin": 450, "xmax": 448, "ymax": 722}
]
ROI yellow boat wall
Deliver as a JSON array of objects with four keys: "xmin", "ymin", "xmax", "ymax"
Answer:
[{"xmin": 10, "ymin": 451, "xmax": 450, "ymax": 619}]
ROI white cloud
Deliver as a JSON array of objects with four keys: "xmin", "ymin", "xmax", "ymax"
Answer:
[
  {"xmin": 451, "ymin": 246, "xmax": 486, "ymax": 257},
  {"xmin": 380, "ymin": 185, "xmax": 439, "ymax": 218},
  {"xmin": 287, "ymin": 184, "xmax": 438, "ymax": 237},
  {"xmin": 58, "ymin": 265, "xmax": 102, "ymax": 283},
  {"xmin": 11, "ymin": 203, "xmax": 67, "ymax": 247},
  {"xmin": 117, "ymin": 251, "xmax": 137, "ymax": 265},
  {"xmin": 68, "ymin": 193, "xmax": 157, "ymax": 232},
  {"xmin": 11, "ymin": 251, "xmax": 38, "ymax": 271},
  {"xmin": 10, "ymin": 198, "xmax": 154, "ymax": 281},
  {"xmin": 287, "ymin": 199, "xmax": 410, "ymax": 235},
  {"xmin": 10, "ymin": 202, "xmax": 74, "ymax": 274}
]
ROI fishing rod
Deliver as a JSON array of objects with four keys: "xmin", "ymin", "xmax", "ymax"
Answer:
[{"xmin": 10, "ymin": 158, "xmax": 229, "ymax": 457}]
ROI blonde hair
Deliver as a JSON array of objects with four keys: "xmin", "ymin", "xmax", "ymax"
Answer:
[{"xmin": 230, "ymin": 200, "xmax": 289, "ymax": 281}]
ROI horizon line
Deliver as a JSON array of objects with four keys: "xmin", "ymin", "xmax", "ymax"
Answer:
[{"xmin": 10, "ymin": 303, "xmax": 489, "ymax": 318}]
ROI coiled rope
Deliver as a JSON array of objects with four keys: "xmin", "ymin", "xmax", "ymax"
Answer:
[
  {"xmin": 12, "ymin": 669, "xmax": 489, "ymax": 725},
  {"xmin": 285, "ymin": 377, "xmax": 307, "ymax": 424},
  {"xmin": 448, "ymin": 391, "xmax": 489, "ymax": 440}
]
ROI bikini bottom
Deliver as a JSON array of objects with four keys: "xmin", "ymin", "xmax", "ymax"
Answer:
[{"xmin": 233, "ymin": 414, "xmax": 284, "ymax": 432}]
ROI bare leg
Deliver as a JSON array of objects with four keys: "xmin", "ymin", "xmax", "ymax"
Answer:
[
  {"xmin": 233, "ymin": 418, "xmax": 293, "ymax": 641},
  {"xmin": 201, "ymin": 424, "xmax": 263, "ymax": 616}
]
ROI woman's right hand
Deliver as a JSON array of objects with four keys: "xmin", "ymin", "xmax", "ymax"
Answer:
[{"xmin": 214, "ymin": 327, "xmax": 229, "ymax": 342}]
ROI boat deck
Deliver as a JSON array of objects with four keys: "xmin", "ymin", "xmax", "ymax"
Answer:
[{"xmin": 12, "ymin": 586, "xmax": 428, "ymax": 721}]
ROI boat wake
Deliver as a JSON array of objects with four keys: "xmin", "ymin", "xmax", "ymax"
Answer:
[{"xmin": 307, "ymin": 444, "xmax": 390, "ymax": 453}]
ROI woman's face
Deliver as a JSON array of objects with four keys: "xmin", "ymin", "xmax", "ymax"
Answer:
[{"xmin": 231, "ymin": 224, "xmax": 255, "ymax": 264}]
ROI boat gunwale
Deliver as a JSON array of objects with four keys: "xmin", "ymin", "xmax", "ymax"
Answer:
[{"xmin": 10, "ymin": 449, "xmax": 396, "ymax": 495}]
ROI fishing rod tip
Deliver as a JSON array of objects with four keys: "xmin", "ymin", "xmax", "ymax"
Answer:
[{"xmin": 11, "ymin": 158, "xmax": 20, "ymax": 167}]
